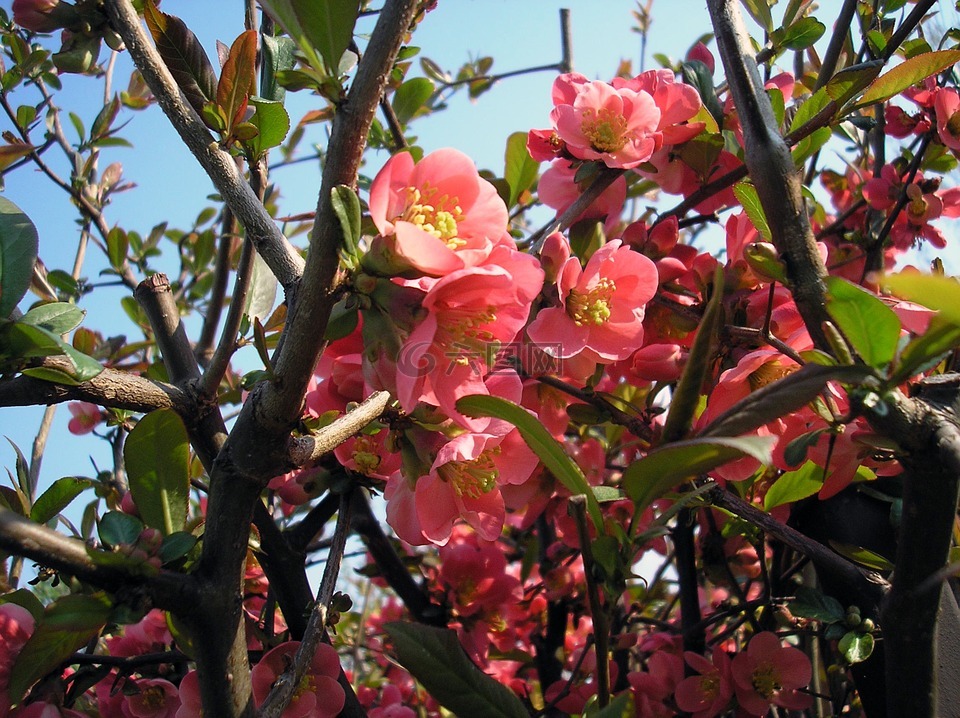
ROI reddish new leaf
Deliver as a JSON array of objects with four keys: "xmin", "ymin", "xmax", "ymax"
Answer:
[
  {"xmin": 217, "ymin": 30, "xmax": 258, "ymax": 134},
  {"xmin": 143, "ymin": 0, "xmax": 217, "ymax": 119}
]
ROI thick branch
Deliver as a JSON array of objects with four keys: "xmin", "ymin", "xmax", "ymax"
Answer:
[
  {"xmin": 708, "ymin": 0, "xmax": 831, "ymax": 350},
  {"xmin": 865, "ymin": 386, "xmax": 960, "ymax": 717},
  {"xmin": 0, "ymin": 507, "xmax": 190, "ymax": 610},
  {"xmin": 706, "ymin": 485, "xmax": 889, "ymax": 609},
  {"xmin": 0, "ymin": 357, "xmax": 189, "ymax": 413},
  {"xmin": 104, "ymin": 0, "xmax": 305, "ymax": 293}
]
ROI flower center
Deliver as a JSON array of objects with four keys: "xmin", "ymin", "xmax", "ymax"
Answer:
[
  {"xmin": 697, "ymin": 674, "xmax": 720, "ymax": 700},
  {"xmin": 580, "ymin": 107, "xmax": 631, "ymax": 153},
  {"xmin": 751, "ymin": 661, "xmax": 782, "ymax": 699},
  {"xmin": 140, "ymin": 686, "xmax": 167, "ymax": 710},
  {"xmin": 400, "ymin": 185, "xmax": 465, "ymax": 248},
  {"xmin": 438, "ymin": 450, "xmax": 499, "ymax": 499},
  {"xmin": 748, "ymin": 362, "xmax": 796, "ymax": 391},
  {"xmin": 947, "ymin": 111, "xmax": 960, "ymax": 137},
  {"xmin": 352, "ymin": 435, "xmax": 381, "ymax": 475},
  {"xmin": 567, "ymin": 278, "xmax": 616, "ymax": 326},
  {"xmin": 437, "ymin": 306, "xmax": 499, "ymax": 367}
]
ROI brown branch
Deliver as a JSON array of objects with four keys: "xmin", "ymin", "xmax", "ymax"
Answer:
[
  {"xmin": 196, "ymin": 208, "xmax": 238, "ymax": 367},
  {"xmin": 0, "ymin": 357, "xmax": 189, "ymax": 413},
  {"xmin": 708, "ymin": 0, "xmax": 831, "ymax": 351},
  {"xmin": 529, "ymin": 168, "xmax": 625, "ymax": 251},
  {"xmin": 258, "ymin": 492, "xmax": 352, "ymax": 718},
  {"xmin": 288, "ymin": 391, "xmax": 392, "ymax": 467},
  {"xmin": 0, "ymin": 507, "xmax": 191, "ymax": 610},
  {"xmin": 104, "ymin": 0, "xmax": 305, "ymax": 294},
  {"xmin": 706, "ymin": 485, "xmax": 889, "ymax": 607}
]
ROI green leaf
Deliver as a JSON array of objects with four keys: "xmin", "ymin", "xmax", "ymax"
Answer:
[
  {"xmin": 247, "ymin": 97, "xmax": 290, "ymax": 156},
  {"xmin": 824, "ymin": 60, "xmax": 884, "ymax": 105},
  {"xmin": 829, "ymin": 541, "xmax": 894, "ymax": 572},
  {"xmin": 661, "ymin": 266, "xmax": 723, "ymax": 443},
  {"xmin": 883, "ymin": 272, "xmax": 960, "ymax": 324},
  {"xmin": 3, "ymin": 322, "xmax": 64, "ymax": 360},
  {"xmin": 331, "ymin": 184, "xmax": 362, "ymax": 248},
  {"xmin": 217, "ymin": 30, "xmax": 258, "ymax": 132},
  {"xmin": 740, "ymin": 0, "xmax": 773, "ymax": 32},
  {"xmin": 106, "ymin": 227, "xmax": 129, "ymax": 270},
  {"xmin": 0, "ymin": 196, "xmax": 39, "ymax": 319},
  {"xmin": 392, "ymin": 77, "xmax": 435, "ymax": 125},
  {"xmin": 243, "ymin": 252, "xmax": 278, "ymax": 326},
  {"xmin": 19, "ymin": 303, "xmax": 85, "ymax": 336},
  {"xmin": 324, "ymin": 296, "xmax": 359, "ymax": 342},
  {"xmin": 30, "ymin": 477, "xmax": 93, "ymax": 525},
  {"xmin": 260, "ymin": 34, "xmax": 296, "ymax": 103},
  {"xmin": 789, "ymin": 87, "xmax": 831, "ymax": 133},
  {"xmin": 158, "ymin": 531, "xmax": 197, "ymax": 564},
  {"xmin": 589, "ymin": 691, "xmax": 633, "ymax": 717},
  {"xmin": 143, "ymin": 0, "xmax": 217, "ymax": 118},
  {"xmin": 789, "ymin": 585, "xmax": 846, "ymax": 623},
  {"xmin": 764, "ymin": 461, "xmax": 823, "ymax": 509},
  {"xmin": 457, "ymin": 395, "xmax": 603, "ymax": 531},
  {"xmin": 825, "ymin": 276, "xmax": 901, "ymax": 367},
  {"xmin": 780, "ymin": 17, "xmax": 825, "ymax": 50},
  {"xmin": 622, "ymin": 435, "xmax": 776, "ymax": 511},
  {"xmin": 385, "ymin": 622, "xmax": 529, "ymax": 718},
  {"xmin": 891, "ymin": 315, "xmax": 960, "ymax": 385},
  {"xmin": 0, "ymin": 589, "xmax": 44, "ymax": 623},
  {"xmin": 98, "ymin": 511, "xmax": 144, "ymax": 547},
  {"xmin": 839, "ymin": 631, "xmax": 875, "ymax": 664},
  {"xmin": 701, "ymin": 364, "xmax": 875, "ymax": 438},
  {"xmin": 124, "ymin": 409, "xmax": 190, "ymax": 535},
  {"xmin": 7, "ymin": 593, "xmax": 112, "ymax": 703},
  {"xmin": 857, "ymin": 50, "xmax": 960, "ymax": 108},
  {"xmin": 733, "ymin": 182, "xmax": 771, "ymax": 242},
  {"xmin": 503, "ymin": 131, "xmax": 539, "ymax": 208},
  {"xmin": 261, "ymin": 0, "xmax": 360, "ymax": 75}
]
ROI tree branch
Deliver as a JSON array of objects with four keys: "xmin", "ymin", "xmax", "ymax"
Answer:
[
  {"xmin": 104, "ymin": 0, "xmax": 305, "ymax": 294},
  {"xmin": 0, "ymin": 357, "xmax": 189, "ymax": 414},
  {"xmin": 0, "ymin": 507, "xmax": 191, "ymax": 610},
  {"xmin": 708, "ymin": 0, "xmax": 831, "ymax": 350},
  {"xmin": 288, "ymin": 391, "xmax": 392, "ymax": 467}
]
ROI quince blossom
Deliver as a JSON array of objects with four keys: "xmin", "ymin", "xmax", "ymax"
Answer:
[
  {"xmin": 546, "ymin": 73, "xmax": 662, "ymax": 168},
  {"xmin": 395, "ymin": 251, "xmax": 543, "ymax": 425},
  {"xmin": 730, "ymin": 632, "xmax": 812, "ymax": 715},
  {"xmin": 250, "ymin": 642, "xmax": 344, "ymax": 718},
  {"xmin": 527, "ymin": 239, "xmax": 658, "ymax": 364},
  {"xmin": 368, "ymin": 148, "xmax": 508, "ymax": 276}
]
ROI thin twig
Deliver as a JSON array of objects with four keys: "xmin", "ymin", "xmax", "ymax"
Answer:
[{"xmin": 258, "ymin": 492, "xmax": 352, "ymax": 718}]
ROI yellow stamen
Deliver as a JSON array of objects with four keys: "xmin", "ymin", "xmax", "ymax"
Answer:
[
  {"xmin": 580, "ymin": 107, "xmax": 631, "ymax": 153},
  {"xmin": 567, "ymin": 278, "xmax": 616, "ymax": 326},
  {"xmin": 751, "ymin": 661, "xmax": 782, "ymax": 699},
  {"xmin": 438, "ymin": 450, "xmax": 499, "ymax": 499},
  {"xmin": 399, "ymin": 185, "xmax": 465, "ymax": 249}
]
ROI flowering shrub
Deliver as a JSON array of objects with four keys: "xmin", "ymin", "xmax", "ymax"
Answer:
[{"xmin": 2, "ymin": 1, "xmax": 960, "ymax": 717}]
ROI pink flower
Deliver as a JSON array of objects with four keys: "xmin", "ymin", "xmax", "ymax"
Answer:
[
  {"xmin": 675, "ymin": 647, "xmax": 733, "ymax": 718},
  {"xmin": 12, "ymin": 0, "xmax": 61, "ymax": 33},
  {"xmin": 251, "ymin": 642, "xmax": 345, "ymax": 718},
  {"xmin": 537, "ymin": 159, "xmax": 627, "ymax": 231},
  {"xmin": 730, "ymin": 632, "xmax": 812, "ymax": 716},
  {"xmin": 174, "ymin": 671, "xmax": 201, "ymax": 718},
  {"xmin": 549, "ymin": 75, "xmax": 662, "ymax": 168},
  {"xmin": 395, "ymin": 253, "xmax": 543, "ymax": 426},
  {"xmin": 413, "ymin": 426, "xmax": 539, "ymax": 545},
  {"xmin": 614, "ymin": 69, "xmax": 703, "ymax": 145},
  {"xmin": 368, "ymin": 149, "xmax": 508, "ymax": 276},
  {"xmin": 527, "ymin": 239, "xmax": 658, "ymax": 364},
  {"xmin": 0, "ymin": 603, "xmax": 35, "ymax": 716},
  {"xmin": 119, "ymin": 679, "xmax": 180, "ymax": 718},
  {"xmin": 67, "ymin": 401, "xmax": 102, "ymax": 435}
]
